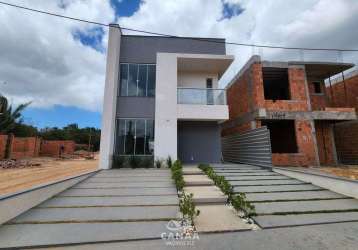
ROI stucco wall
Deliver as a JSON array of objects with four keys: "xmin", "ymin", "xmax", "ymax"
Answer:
[{"xmin": 177, "ymin": 72, "xmax": 219, "ymax": 88}]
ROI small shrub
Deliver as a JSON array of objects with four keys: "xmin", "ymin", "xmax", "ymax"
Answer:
[
  {"xmin": 112, "ymin": 155, "xmax": 126, "ymax": 168},
  {"xmin": 129, "ymin": 156, "xmax": 140, "ymax": 168},
  {"xmin": 170, "ymin": 160, "xmax": 184, "ymax": 191},
  {"xmin": 141, "ymin": 157, "xmax": 154, "ymax": 168},
  {"xmin": 179, "ymin": 193, "xmax": 200, "ymax": 226},
  {"xmin": 155, "ymin": 159, "xmax": 163, "ymax": 168},
  {"xmin": 166, "ymin": 156, "xmax": 173, "ymax": 168}
]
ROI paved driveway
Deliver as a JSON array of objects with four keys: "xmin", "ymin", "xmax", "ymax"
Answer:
[{"xmin": 0, "ymin": 169, "xmax": 179, "ymax": 249}]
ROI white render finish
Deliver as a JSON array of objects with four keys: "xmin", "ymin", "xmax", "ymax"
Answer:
[
  {"xmin": 154, "ymin": 53, "xmax": 178, "ymax": 161},
  {"xmin": 177, "ymin": 104, "xmax": 229, "ymax": 121},
  {"xmin": 178, "ymin": 72, "xmax": 219, "ymax": 89},
  {"xmin": 154, "ymin": 53, "xmax": 233, "ymax": 161},
  {"xmin": 99, "ymin": 25, "xmax": 121, "ymax": 169}
]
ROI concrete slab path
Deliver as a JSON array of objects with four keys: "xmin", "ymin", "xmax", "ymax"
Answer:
[{"xmin": 0, "ymin": 169, "xmax": 179, "ymax": 249}]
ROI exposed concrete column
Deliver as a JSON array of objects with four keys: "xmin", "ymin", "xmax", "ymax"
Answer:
[
  {"xmin": 154, "ymin": 53, "xmax": 178, "ymax": 161},
  {"xmin": 99, "ymin": 24, "xmax": 121, "ymax": 169}
]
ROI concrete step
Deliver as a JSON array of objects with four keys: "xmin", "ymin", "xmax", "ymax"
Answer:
[
  {"xmin": 194, "ymin": 205, "xmax": 252, "ymax": 232},
  {"xmin": 246, "ymin": 190, "xmax": 346, "ymax": 202},
  {"xmin": 86, "ymin": 176, "xmax": 172, "ymax": 182},
  {"xmin": 218, "ymin": 172, "xmax": 279, "ymax": 176},
  {"xmin": 73, "ymin": 182, "xmax": 173, "ymax": 189},
  {"xmin": 58, "ymin": 187, "xmax": 177, "ymax": 197},
  {"xmin": 40, "ymin": 195, "xmax": 179, "ymax": 207},
  {"xmin": 183, "ymin": 175, "xmax": 214, "ymax": 186},
  {"xmin": 184, "ymin": 186, "xmax": 227, "ymax": 204},
  {"xmin": 182, "ymin": 167, "xmax": 204, "ymax": 175},
  {"xmin": 253, "ymin": 212, "xmax": 358, "ymax": 228},
  {"xmin": 10, "ymin": 206, "xmax": 179, "ymax": 224},
  {"xmin": 225, "ymin": 175, "xmax": 291, "ymax": 181},
  {"xmin": 229, "ymin": 179, "xmax": 306, "ymax": 186},
  {"xmin": 215, "ymin": 169, "xmax": 271, "ymax": 173},
  {"xmin": 253, "ymin": 199, "xmax": 358, "ymax": 215},
  {"xmin": 234, "ymin": 184, "xmax": 323, "ymax": 193},
  {"xmin": 0, "ymin": 221, "xmax": 170, "ymax": 248}
]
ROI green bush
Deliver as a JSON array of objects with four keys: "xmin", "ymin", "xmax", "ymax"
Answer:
[
  {"xmin": 170, "ymin": 160, "xmax": 184, "ymax": 191},
  {"xmin": 129, "ymin": 155, "xmax": 141, "ymax": 168},
  {"xmin": 141, "ymin": 157, "xmax": 154, "ymax": 168},
  {"xmin": 112, "ymin": 155, "xmax": 126, "ymax": 168},
  {"xmin": 155, "ymin": 159, "xmax": 163, "ymax": 168},
  {"xmin": 166, "ymin": 156, "xmax": 172, "ymax": 168},
  {"xmin": 179, "ymin": 193, "xmax": 200, "ymax": 226},
  {"xmin": 198, "ymin": 163, "xmax": 255, "ymax": 216}
]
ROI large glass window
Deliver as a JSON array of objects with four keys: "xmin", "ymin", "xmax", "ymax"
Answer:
[
  {"xmin": 115, "ymin": 119, "xmax": 155, "ymax": 156},
  {"xmin": 119, "ymin": 64, "xmax": 156, "ymax": 97}
]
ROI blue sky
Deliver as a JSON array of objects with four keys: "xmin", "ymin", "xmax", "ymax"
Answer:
[{"xmin": 22, "ymin": 0, "xmax": 142, "ymax": 129}]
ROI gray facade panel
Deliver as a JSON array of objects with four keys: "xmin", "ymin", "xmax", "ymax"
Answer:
[
  {"xmin": 178, "ymin": 121, "xmax": 222, "ymax": 163},
  {"xmin": 120, "ymin": 36, "xmax": 226, "ymax": 63},
  {"xmin": 116, "ymin": 97, "xmax": 155, "ymax": 118}
]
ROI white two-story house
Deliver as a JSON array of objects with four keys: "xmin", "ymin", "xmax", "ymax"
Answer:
[{"xmin": 99, "ymin": 24, "xmax": 233, "ymax": 169}]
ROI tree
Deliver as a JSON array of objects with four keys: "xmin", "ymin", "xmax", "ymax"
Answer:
[{"xmin": 0, "ymin": 95, "xmax": 31, "ymax": 134}]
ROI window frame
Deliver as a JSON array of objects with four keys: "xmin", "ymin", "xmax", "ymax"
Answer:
[
  {"xmin": 118, "ymin": 63, "xmax": 156, "ymax": 97},
  {"xmin": 114, "ymin": 118, "xmax": 155, "ymax": 156}
]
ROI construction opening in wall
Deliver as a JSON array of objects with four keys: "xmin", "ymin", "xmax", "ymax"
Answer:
[
  {"xmin": 263, "ymin": 67, "xmax": 290, "ymax": 100},
  {"xmin": 262, "ymin": 120, "xmax": 298, "ymax": 153}
]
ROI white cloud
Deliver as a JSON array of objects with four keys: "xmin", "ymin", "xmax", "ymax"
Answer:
[
  {"xmin": 0, "ymin": 0, "xmax": 115, "ymax": 111},
  {"xmin": 1, "ymin": 0, "xmax": 357, "ymax": 112}
]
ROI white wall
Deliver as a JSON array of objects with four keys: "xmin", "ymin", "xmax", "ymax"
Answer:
[
  {"xmin": 99, "ymin": 25, "xmax": 121, "ymax": 169},
  {"xmin": 177, "ymin": 104, "xmax": 229, "ymax": 121},
  {"xmin": 154, "ymin": 53, "xmax": 178, "ymax": 161},
  {"xmin": 177, "ymin": 72, "xmax": 219, "ymax": 88}
]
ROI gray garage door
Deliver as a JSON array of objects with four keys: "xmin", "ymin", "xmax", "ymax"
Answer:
[{"xmin": 221, "ymin": 126, "xmax": 272, "ymax": 168}]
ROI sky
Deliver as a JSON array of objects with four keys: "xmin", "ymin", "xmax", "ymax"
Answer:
[{"xmin": 1, "ymin": 0, "xmax": 358, "ymax": 129}]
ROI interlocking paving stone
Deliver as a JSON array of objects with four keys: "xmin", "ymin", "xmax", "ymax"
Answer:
[
  {"xmin": 246, "ymin": 190, "xmax": 347, "ymax": 202},
  {"xmin": 74, "ymin": 182, "xmax": 173, "ymax": 188},
  {"xmin": 229, "ymin": 179, "xmax": 305, "ymax": 186},
  {"xmin": 57, "ymin": 187, "xmax": 177, "ymax": 197},
  {"xmin": 39, "ymin": 195, "xmax": 179, "ymax": 207},
  {"xmin": 253, "ymin": 199, "xmax": 358, "ymax": 215},
  {"xmin": 0, "ymin": 222, "xmax": 169, "ymax": 248},
  {"xmin": 233, "ymin": 184, "xmax": 323, "ymax": 193},
  {"xmin": 11, "ymin": 206, "xmax": 179, "ymax": 223},
  {"xmin": 225, "ymin": 175, "xmax": 291, "ymax": 181},
  {"xmin": 253, "ymin": 212, "xmax": 358, "ymax": 228}
]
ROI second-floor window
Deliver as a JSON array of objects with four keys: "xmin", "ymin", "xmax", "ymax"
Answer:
[{"xmin": 119, "ymin": 63, "xmax": 156, "ymax": 97}]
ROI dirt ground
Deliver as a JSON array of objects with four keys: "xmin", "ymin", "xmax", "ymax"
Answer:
[
  {"xmin": 314, "ymin": 166, "xmax": 358, "ymax": 180},
  {"xmin": 0, "ymin": 156, "xmax": 98, "ymax": 196}
]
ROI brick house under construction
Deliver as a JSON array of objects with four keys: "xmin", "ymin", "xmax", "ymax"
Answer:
[
  {"xmin": 326, "ymin": 70, "xmax": 358, "ymax": 164},
  {"xmin": 222, "ymin": 55, "xmax": 357, "ymax": 167}
]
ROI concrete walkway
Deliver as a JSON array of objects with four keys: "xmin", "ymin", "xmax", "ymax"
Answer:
[
  {"xmin": 0, "ymin": 169, "xmax": 179, "ymax": 249},
  {"xmin": 183, "ymin": 166, "xmax": 252, "ymax": 232},
  {"xmin": 211, "ymin": 164, "xmax": 358, "ymax": 229}
]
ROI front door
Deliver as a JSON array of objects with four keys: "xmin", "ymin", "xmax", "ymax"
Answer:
[{"xmin": 206, "ymin": 78, "xmax": 214, "ymax": 105}]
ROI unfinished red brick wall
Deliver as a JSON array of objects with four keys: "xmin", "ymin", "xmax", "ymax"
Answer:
[
  {"xmin": 264, "ymin": 67, "xmax": 309, "ymax": 111},
  {"xmin": 272, "ymin": 120, "xmax": 317, "ymax": 167},
  {"xmin": 10, "ymin": 137, "xmax": 41, "ymax": 159},
  {"xmin": 0, "ymin": 135, "xmax": 8, "ymax": 159},
  {"xmin": 326, "ymin": 74, "xmax": 358, "ymax": 110},
  {"xmin": 334, "ymin": 121, "xmax": 358, "ymax": 164},
  {"xmin": 308, "ymin": 81, "xmax": 329, "ymax": 110},
  {"xmin": 40, "ymin": 140, "xmax": 75, "ymax": 157}
]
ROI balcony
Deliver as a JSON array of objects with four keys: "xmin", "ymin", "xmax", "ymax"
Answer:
[{"xmin": 177, "ymin": 88, "xmax": 226, "ymax": 105}]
